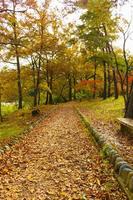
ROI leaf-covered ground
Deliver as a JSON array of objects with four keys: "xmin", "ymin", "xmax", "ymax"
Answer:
[
  {"xmin": 77, "ymin": 98, "xmax": 133, "ymax": 167},
  {"xmin": 0, "ymin": 104, "xmax": 127, "ymax": 199}
]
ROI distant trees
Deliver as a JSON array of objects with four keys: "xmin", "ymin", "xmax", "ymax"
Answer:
[
  {"xmin": 77, "ymin": 0, "xmax": 119, "ymax": 99},
  {"xmin": 77, "ymin": 0, "xmax": 133, "ymax": 118}
]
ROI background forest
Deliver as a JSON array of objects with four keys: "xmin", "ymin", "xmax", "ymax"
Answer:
[{"xmin": 0, "ymin": 0, "xmax": 133, "ymax": 119}]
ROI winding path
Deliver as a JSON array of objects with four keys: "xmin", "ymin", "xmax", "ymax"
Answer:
[{"xmin": 0, "ymin": 104, "xmax": 127, "ymax": 199}]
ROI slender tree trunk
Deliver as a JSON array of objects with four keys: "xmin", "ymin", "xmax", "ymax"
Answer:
[
  {"xmin": 45, "ymin": 93, "xmax": 49, "ymax": 105},
  {"xmin": 49, "ymin": 71, "xmax": 53, "ymax": 104},
  {"xmin": 57, "ymin": 83, "xmax": 66, "ymax": 102},
  {"xmin": 15, "ymin": 47, "xmax": 22, "ymax": 109},
  {"xmin": 123, "ymin": 37, "xmax": 129, "ymax": 100},
  {"xmin": 45, "ymin": 62, "xmax": 49, "ymax": 105},
  {"xmin": 103, "ymin": 61, "xmax": 107, "ymax": 100},
  {"xmin": 102, "ymin": 24, "xmax": 110, "ymax": 99},
  {"xmin": 110, "ymin": 44, "xmax": 127, "ymax": 106},
  {"xmin": 102, "ymin": 24, "xmax": 118, "ymax": 99},
  {"xmin": 36, "ymin": 55, "xmax": 41, "ymax": 106},
  {"xmin": 35, "ymin": 17, "xmax": 43, "ymax": 105},
  {"xmin": 14, "ymin": 30, "xmax": 23, "ymax": 109},
  {"xmin": 34, "ymin": 93, "xmax": 37, "ymax": 107},
  {"xmin": 31, "ymin": 58, "xmax": 37, "ymax": 107},
  {"xmin": 73, "ymin": 76, "xmax": 76, "ymax": 100},
  {"xmin": 45, "ymin": 64, "xmax": 53, "ymax": 105},
  {"xmin": 112, "ymin": 67, "xmax": 118, "ymax": 99},
  {"xmin": 107, "ymin": 64, "xmax": 111, "ymax": 97},
  {"xmin": 38, "ymin": 89, "xmax": 40, "ymax": 105},
  {"xmin": 93, "ymin": 61, "xmax": 97, "ymax": 99},
  {"xmin": 125, "ymin": 82, "xmax": 133, "ymax": 118},
  {"xmin": 13, "ymin": 2, "xmax": 22, "ymax": 109}
]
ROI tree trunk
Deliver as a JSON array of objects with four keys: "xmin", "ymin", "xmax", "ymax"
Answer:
[
  {"xmin": 45, "ymin": 62, "xmax": 49, "ymax": 105},
  {"xmin": 49, "ymin": 71, "xmax": 53, "ymax": 104},
  {"xmin": 93, "ymin": 61, "xmax": 97, "ymax": 99},
  {"xmin": 73, "ymin": 76, "xmax": 76, "ymax": 100},
  {"xmin": 36, "ymin": 56, "xmax": 41, "ymax": 106},
  {"xmin": 38, "ymin": 89, "xmax": 40, "ymax": 105},
  {"xmin": 110, "ymin": 44, "xmax": 127, "ymax": 105},
  {"xmin": 16, "ymin": 50, "xmax": 23, "ymax": 109},
  {"xmin": 112, "ymin": 67, "xmax": 118, "ymax": 99},
  {"xmin": 57, "ymin": 83, "xmax": 66, "ymax": 103},
  {"xmin": 123, "ymin": 37, "xmax": 129, "ymax": 100},
  {"xmin": 45, "ymin": 62, "xmax": 53, "ymax": 104},
  {"xmin": 102, "ymin": 24, "xmax": 117, "ymax": 99},
  {"xmin": 14, "ymin": 28, "xmax": 23, "ymax": 109},
  {"xmin": 107, "ymin": 64, "xmax": 111, "ymax": 97},
  {"xmin": 45, "ymin": 92, "xmax": 49, "ymax": 105},
  {"xmin": 103, "ymin": 61, "xmax": 107, "ymax": 100},
  {"xmin": 125, "ymin": 82, "xmax": 133, "ymax": 118},
  {"xmin": 13, "ymin": 2, "xmax": 22, "ymax": 109},
  {"xmin": 31, "ymin": 58, "xmax": 37, "ymax": 107}
]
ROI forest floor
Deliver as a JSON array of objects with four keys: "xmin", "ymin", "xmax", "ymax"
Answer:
[
  {"xmin": 0, "ymin": 103, "xmax": 127, "ymax": 199},
  {"xmin": 77, "ymin": 97, "xmax": 133, "ymax": 167}
]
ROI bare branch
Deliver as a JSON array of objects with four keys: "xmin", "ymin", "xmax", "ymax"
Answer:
[
  {"xmin": 0, "ymin": 56, "xmax": 17, "ymax": 65},
  {"xmin": 0, "ymin": 9, "xmax": 26, "ymax": 13}
]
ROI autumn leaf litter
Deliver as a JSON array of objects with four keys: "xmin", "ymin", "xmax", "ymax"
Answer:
[{"xmin": 0, "ymin": 104, "xmax": 127, "ymax": 199}]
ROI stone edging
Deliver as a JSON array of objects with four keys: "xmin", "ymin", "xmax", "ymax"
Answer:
[
  {"xmin": 76, "ymin": 108, "xmax": 133, "ymax": 200},
  {"xmin": 0, "ymin": 107, "xmax": 57, "ymax": 154}
]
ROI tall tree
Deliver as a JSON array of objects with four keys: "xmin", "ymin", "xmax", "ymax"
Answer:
[
  {"xmin": 78, "ymin": 0, "xmax": 118, "ymax": 99},
  {"xmin": 0, "ymin": 0, "xmax": 28, "ymax": 109}
]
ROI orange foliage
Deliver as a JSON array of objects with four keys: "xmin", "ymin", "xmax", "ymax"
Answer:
[
  {"xmin": 128, "ymin": 76, "xmax": 133, "ymax": 84},
  {"xmin": 75, "ymin": 79, "xmax": 102, "ymax": 92}
]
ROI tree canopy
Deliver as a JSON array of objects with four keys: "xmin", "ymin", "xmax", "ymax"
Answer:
[{"xmin": 0, "ymin": 0, "xmax": 133, "ymax": 117}]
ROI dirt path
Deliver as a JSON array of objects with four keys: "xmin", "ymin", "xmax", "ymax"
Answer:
[{"xmin": 0, "ymin": 104, "xmax": 127, "ymax": 199}]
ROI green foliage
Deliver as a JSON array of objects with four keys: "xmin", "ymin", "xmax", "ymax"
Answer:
[
  {"xmin": 76, "ymin": 91, "xmax": 91, "ymax": 100},
  {"xmin": 29, "ymin": 89, "xmax": 37, "ymax": 97},
  {"xmin": 2, "ymin": 104, "xmax": 17, "ymax": 116}
]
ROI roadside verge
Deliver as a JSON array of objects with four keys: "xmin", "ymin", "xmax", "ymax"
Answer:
[{"xmin": 76, "ymin": 108, "xmax": 133, "ymax": 200}]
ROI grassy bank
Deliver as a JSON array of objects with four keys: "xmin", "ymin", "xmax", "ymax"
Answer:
[
  {"xmin": 78, "ymin": 96, "xmax": 125, "ymax": 123},
  {"xmin": 0, "ymin": 105, "xmax": 53, "ymax": 144}
]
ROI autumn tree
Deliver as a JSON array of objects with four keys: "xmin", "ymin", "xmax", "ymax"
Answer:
[
  {"xmin": 0, "ymin": 0, "xmax": 29, "ymax": 109},
  {"xmin": 77, "ymin": 0, "xmax": 119, "ymax": 99}
]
